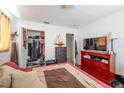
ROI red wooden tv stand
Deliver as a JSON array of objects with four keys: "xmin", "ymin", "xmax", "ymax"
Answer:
[{"xmin": 81, "ymin": 51, "xmax": 115, "ymax": 84}]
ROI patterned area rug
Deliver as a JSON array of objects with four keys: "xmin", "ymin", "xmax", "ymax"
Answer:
[{"xmin": 44, "ymin": 68, "xmax": 85, "ymax": 88}]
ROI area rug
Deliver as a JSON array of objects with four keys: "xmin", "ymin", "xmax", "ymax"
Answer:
[
  {"xmin": 44, "ymin": 68, "xmax": 85, "ymax": 88},
  {"xmin": 34, "ymin": 63, "xmax": 111, "ymax": 88}
]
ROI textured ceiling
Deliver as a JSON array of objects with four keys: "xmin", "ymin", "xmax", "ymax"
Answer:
[{"xmin": 17, "ymin": 5, "xmax": 124, "ymax": 28}]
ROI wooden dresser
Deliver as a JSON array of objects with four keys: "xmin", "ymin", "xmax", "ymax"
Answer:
[
  {"xmin": 55, "ymin": 47, "xmax": 67, "ymax": 63},
  {"xmin": 81, "ymin": 51, "xmax": 115, "ymax": 84}
]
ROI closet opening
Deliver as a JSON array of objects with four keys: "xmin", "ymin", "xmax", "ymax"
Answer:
[{"xmin": 26, "ymin": 29, "xmax": 45, "ymax": 68}]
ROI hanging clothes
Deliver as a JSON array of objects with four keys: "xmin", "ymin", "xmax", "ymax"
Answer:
[
  {"xmin": 28, "ymin": 37, "xmax": 33, "ymax": 57},
  {"xmin": 75, "ymin": 40, "xmax": 78, "ymax": 58},
  {"xmin": 28, "ymin": 43, "xmax": 32, "ymax": 57},
  {"xmin": 27, "ymin": 35, "xmax": 44, "ymax": 62}
]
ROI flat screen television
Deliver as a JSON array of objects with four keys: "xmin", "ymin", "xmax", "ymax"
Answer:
[{"xmin": 83, "ymin": 36, "xmax": 107, "ymax": 51}]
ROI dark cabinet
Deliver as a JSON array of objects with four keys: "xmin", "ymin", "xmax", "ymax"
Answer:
[{"xmin": 55, "ymin": 47, "xmax": 67, "ymax": 63}]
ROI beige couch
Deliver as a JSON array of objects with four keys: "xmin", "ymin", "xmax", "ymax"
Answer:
[{"xmin": 0, "ymin": 63, "xmax": 44, "ymax": 88}]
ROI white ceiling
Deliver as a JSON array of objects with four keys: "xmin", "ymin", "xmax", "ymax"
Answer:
[{"xmin": 17, "ymin": 5, "xmax": 124, "ymax": 28}]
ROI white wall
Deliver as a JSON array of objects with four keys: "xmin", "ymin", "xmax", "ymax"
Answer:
[
  {"xmin": 0, "ymin": 7, "xmax": 17, "ymax": 62},
  {"xmin": 77, "ymin": 9, "xmax": 124, "ymax": 76},
  {"xmin": 17, "ymin": 20, "xmax": 77, "ymax": 68}
]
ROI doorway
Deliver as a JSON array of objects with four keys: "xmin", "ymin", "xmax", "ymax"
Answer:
[{"xmin": 66, "ymin": 33, "xmax": 74, "ymax": 64}]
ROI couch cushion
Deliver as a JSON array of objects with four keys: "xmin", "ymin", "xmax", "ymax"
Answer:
[
  {"xmin": 1, "ymin": 65, "xmax": 24, "ymax": 75},
  {"xmin": 0, "ymin": 65, "xmax": 29, "ymax": 88},
  {"xmin": 0, "ymin": 63, "xmax": 4, "ymax": 66},
  {"xmin": 0, "ymin": 67, "xmax": 11, "ymax": 88},
  {"xmin": 0, "ymin": 65, "xmax": 43, "ymax": 88},
  {"xmin": 0, "ymin": 60, "xmax": 4, "ymax": 66},
  {"xmin": 11, "ymin": 71, "xmax": 43, "ymax": 88}
]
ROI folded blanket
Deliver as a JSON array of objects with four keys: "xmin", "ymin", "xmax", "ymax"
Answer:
[{"xmin": 2, "ymin": 62, "xmax": 32, "ymax": 72}]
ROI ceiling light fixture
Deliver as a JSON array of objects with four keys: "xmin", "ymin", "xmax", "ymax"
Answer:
[
  {"xmin": 43, "ymin": 21, "xmax": 50, "ymax": 24},
  {"xmin": 61, "ymin": 5, "xmax": 74, "ymax": 9}
]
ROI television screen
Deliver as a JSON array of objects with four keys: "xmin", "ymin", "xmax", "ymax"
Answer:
[{"xmin": 83, "ymin": 36, "xmax": 107, "ymax": 51}]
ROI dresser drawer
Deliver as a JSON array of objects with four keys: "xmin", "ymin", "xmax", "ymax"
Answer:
[{"xmin": 55, "ymin": 47, "xmax": 67, "ymax": 63}]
